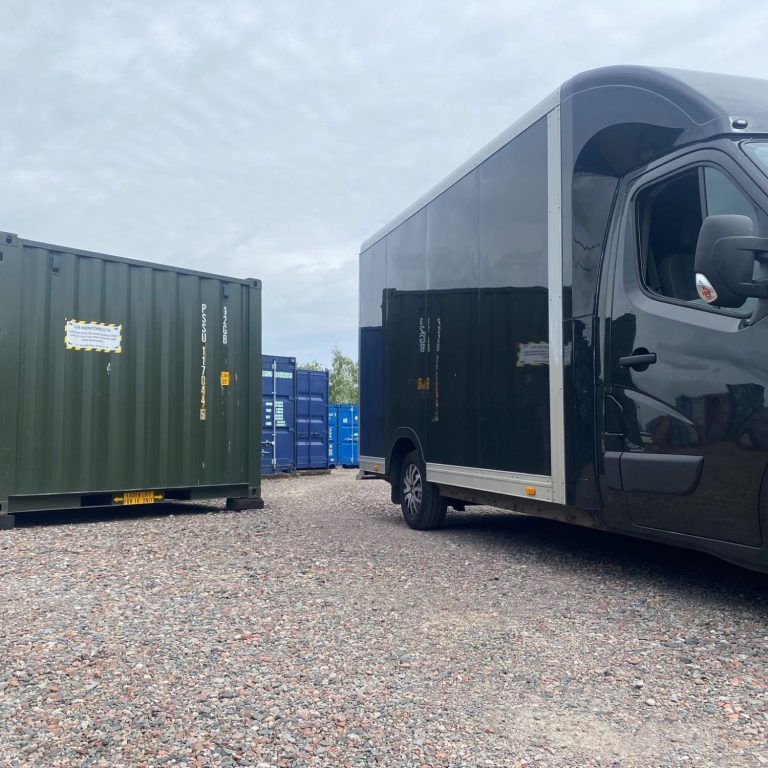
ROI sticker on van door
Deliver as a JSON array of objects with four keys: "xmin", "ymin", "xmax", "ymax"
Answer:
[
  {"xmin": 517, "ymin": 341, "xmax": 548, "ymax": 367},
  {"xmin": 516, "ymin": 341, "xmax": 573, "ymax": 367}
]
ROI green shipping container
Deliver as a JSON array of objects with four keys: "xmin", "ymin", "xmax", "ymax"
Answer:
[{"xmin": 0, "ymin": 231, "xmax": 262, "ymax": 523}]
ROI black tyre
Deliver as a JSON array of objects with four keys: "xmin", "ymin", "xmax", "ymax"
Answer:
[{"xmin": 399, "ymin": 450, "xmax": 447, "ymax": 530}]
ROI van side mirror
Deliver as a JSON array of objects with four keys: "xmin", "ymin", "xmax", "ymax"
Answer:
[{"xmin": 694, "ymin": 215, "xmax": 768, "ymax": 307}]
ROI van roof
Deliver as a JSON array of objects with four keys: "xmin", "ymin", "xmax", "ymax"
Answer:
[
  {"xmin": 361, "ymin": 65, "xmax": 768, "ymax": 254},
  {"xmin": 564, "ymin": 66, "xmax": 768, "ymax": 130}
]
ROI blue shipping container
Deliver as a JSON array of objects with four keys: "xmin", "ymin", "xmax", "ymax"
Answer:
[
  {"xmin": 296, "ymin": 369, "xmax": 329, "ymax": 470},
  {"xmin": 328, "ymin": 403, "xmax": 359, "ymax": 468},
  {"xmin": 261, "ymin": 355, "xmax": 296, "ymax": 474},
  {"xmin": 338, "ymin": 404, "xmax": 359, "ymax": 467}
]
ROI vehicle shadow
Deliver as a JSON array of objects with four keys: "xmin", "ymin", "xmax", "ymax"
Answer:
[
  {"xmin": 438, "ymin": 509, "xmax": 768, "ymax": 606},
  {"xmin": 11, "ymin": 501, "xmax": 225, "ymax": 529}
]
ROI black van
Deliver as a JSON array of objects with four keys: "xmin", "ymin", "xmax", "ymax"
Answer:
[{"xmin": 358, "ymin": 65, "xmax": 768, "ymax": 572}]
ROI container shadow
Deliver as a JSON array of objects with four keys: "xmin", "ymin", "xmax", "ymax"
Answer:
[
  {"xmin": 437, "ymin": 509, "xmax": 768, "ymax": 606},
  {"xmin": 11, "ymin": 502, "xmax": 224, "ymax": 529}
]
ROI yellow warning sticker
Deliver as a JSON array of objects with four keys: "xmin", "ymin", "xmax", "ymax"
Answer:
[
  {"xmin": 220, "ymin": 371, "xmax": 230, "ymax": 386},
  {"xmin": 65, "ymin": 319, "xmax": 122, "ymax": 353},
  {"xmin": 114, "ymin": 491, "xmax": 164, "ymax": 505}
]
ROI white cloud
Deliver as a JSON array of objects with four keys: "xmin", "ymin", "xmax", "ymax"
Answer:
[{"xmin": 0, "ymin": 0, "xmax": 766, "ymax": 365}]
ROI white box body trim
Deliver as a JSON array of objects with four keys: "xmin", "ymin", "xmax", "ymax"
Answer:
[
  {"xmin": 359, "ymin": 456, "xmax": 387, "ymax": 473},
  {"xmin": 427, "ymin": 463, "xmax": 554, "ymax": 503}
]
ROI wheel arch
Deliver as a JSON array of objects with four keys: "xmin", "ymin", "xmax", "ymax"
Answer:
[{"xmin": 388, "ymin": 428, "xmax": 424, "ymax": 504}]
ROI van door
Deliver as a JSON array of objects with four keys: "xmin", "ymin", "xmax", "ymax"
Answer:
[{"xmin": 607, "ymin": 150, "xmax": 768, "ymax": 546}]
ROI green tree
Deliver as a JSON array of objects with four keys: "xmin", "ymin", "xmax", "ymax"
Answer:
[
  {"xmin": 329, "ymin": 346, "xmax": 358, "ymax": 404},
  {"xmin": 299, "ymin": 349, "xmax": 357, "ymax": 403}
]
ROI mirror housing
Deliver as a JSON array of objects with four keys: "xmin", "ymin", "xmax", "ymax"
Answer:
[{"xmin": 694, "ymin": 215, "xmax": 768, "ymax": 308}]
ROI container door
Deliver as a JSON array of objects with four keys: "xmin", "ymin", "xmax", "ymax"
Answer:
[
  {"xmin": 261, "ymin": 357, "xmax": 295, "ymax": 473},
  {"xmin": 350, "ymin": 404, "xmax": 359, "ymax": 466},
  {"xmin": 327, "ymin": 404, "xmax": 338, "ymax": 467},
  {"xmin": 337, "ymin": 404, "xmax": 360, "ymax": 467},
  {"xmin": 295, "ymin": 370, "xmax": 309, "ymax": 469},
  {"xmin": 608, "ymin": 153, "xmax": 768, "ymax": 546},
  {"xmin": 296, "ymin": 370, "xmax": 329, "ymax": 469},
  {"xmin": 339, "ymin": 405, "xmax": 351, "ymax": 466},
  {"xmin": 262, "ymin": 360, "xmax": 275, "ymax": 473},
  {"xmin": 309, "ymin": 372, "xmax": 329, "ymax": 468}
]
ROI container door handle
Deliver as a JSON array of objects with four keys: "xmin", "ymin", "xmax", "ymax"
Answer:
[{"xmin": 619, "ymin": 348, "xmax": 657, "ymax": 371}]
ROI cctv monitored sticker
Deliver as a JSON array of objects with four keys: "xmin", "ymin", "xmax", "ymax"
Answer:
[{"xmin": 65, "ymin": 319, "xmax": 122, "ymax": 353}]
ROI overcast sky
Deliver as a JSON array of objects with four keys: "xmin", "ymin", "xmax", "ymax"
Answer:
[{"xmin": 1, "ymin": 1, "xmax": 767, "ymax": 366}]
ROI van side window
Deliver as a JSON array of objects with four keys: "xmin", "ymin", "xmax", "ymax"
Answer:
[
  {"xmin": 637, "ymin": 166, "xmax": 758, "ymax": 313},
  {"xmin": 638, "ymin": 169, "xmax": 702, "ymax": 303}
]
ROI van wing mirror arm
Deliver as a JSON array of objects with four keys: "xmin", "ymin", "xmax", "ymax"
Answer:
[
  {"xmin": 735, "ymin": 278, "xmax": 768, "ymax": 298},
  {"xmin": 717, "ymin": 235, "xmax": 768, "ymax": 298},
  {"xmin": 729, "ymin": 235, "xmax": 768, "ymax": 260},
  {"xmin": 726, "ymin": 235, "xmax": 768, "ymax": 299}
]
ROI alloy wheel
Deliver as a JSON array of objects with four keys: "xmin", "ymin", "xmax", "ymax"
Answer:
[{"xmin": 403, "ymin": 463, "xmax": 423, "ymax": 517}]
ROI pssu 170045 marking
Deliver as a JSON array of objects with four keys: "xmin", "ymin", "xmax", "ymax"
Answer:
[{"xmin": 200, "ymin": 303, "xmax": 207, "ymax": 421}]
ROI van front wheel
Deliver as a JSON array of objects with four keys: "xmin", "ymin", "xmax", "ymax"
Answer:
[{"xmin": 399, "ymin": 451, "xmax": 447, "ymax": 530}]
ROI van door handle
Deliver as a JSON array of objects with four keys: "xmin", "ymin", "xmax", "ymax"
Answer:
[{"xmin": 619, "ymin": 350, "xmax": 657, "ymax": 370}]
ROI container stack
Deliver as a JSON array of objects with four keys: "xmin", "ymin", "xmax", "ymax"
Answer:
[
  {"xmin": 328, "ymin": 404, "xmax": 359, "ymax": 468},
  {"xmin": 261, "ymin": 356, "xmax": 330, "ymax": 474}
]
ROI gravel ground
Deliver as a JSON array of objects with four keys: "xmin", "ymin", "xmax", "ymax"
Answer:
[{"xmin": 1, "ymin": 469, "xmax": 767, "ymax": 767}]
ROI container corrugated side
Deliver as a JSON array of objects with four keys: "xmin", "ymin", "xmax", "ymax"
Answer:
[{"xmin": 0, "ymin": 232, "xmax": 261, "ymax": 514}]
